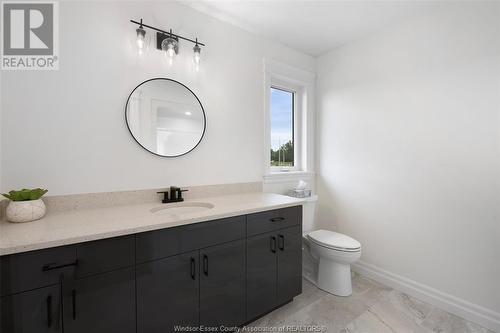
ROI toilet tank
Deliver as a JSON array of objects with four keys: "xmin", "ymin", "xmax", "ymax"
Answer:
[{"xmin": 302, "ymin": 195, "xmax": 318, "ymax": 233}]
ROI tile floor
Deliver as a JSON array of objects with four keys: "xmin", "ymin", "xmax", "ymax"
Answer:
[{"xmin": 246, "ymin": 273, "xmax": 493, "ymax": 333}]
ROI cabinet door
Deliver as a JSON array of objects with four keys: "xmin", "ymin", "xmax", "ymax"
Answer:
[
  {"xmin": 200, "ymin": 240, "xmax": 246, "ymax": 328},
  {"xmin": 136, "ymin": 251, "xmax": 199, "ymax": 333},
  {"xmin": 63, "ymin": 267, "xmax": 135, "ymax": 333},
  {"xmin": 276, "ymin": 226, "xmax": 302, "ymax": 305},
  {"xmin": 1, "ymin": 285, "xmax": 61, "ymax": 333},
  {"xmin": 246, "ymin": 231, "xmax": 278, "ymax": 321}
]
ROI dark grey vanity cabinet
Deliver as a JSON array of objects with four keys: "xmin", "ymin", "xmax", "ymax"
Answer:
[
  {"xmin": 0, "ymin": 236, "xmax": 136, "ymax": 333},
  {"xmin": 136, "ymin": 251, "xmax": 200, "ymax": 333},
  {"xmin": 62, "ymin": 236, "xmax": 136, "ymax": 333},
  {"xmin": 199, "ymin": 239, "xmax": 246, "ymax": 328},
  {"xmin": 276, "ymin": 225, "xmax": 302, "ymax": 305},
  {"xmin": 136, "ymin": 218, "xmax": 247, "ymax": 332},
  {"xmin": 0, "ymin": 246, "xmax": 75, "ymax": 333},
  {"xmin": 246, "ymin": 231, "xmax": 279, "ymax": 320},
  {"xmin": 0, "ymin": 205, "xmax": 302, "ymax": 332},
  {"xmin": 136, "ymin": 239, "xmax": 247, "ymax": 333},
  {"xmin": 0, "ymin": 246, "xmax": 76, "ymax": 297},
  {"xmin": 74, "ymin": 235, "xmax": 135, "ymax": 279},
  {"xmin": 62, "ymin": 267, "xmax": 135, "ymax": 333},
  {"xmin": 1, "ymin": 285, "xmax": 62, "ymax": 333},
  {"xmin": 246, "ymin": 207, "xmax": 302, "ymax": 321}
]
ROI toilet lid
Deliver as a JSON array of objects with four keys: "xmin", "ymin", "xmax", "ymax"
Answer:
[{"xmin": 307, "ymin": 230, "xmax": 361, "ymax": 251}]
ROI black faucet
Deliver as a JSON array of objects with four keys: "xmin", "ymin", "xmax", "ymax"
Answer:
[{"xmin": 157, "ymin": 187, "xmax": 189, "ymax": 204}]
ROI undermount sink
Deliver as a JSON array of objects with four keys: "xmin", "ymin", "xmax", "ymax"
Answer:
[{"xmin": 150, "ymin": 202, "xmax": 214, "ymax": 216}]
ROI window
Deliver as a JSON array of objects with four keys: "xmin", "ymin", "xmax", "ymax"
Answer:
[
  {"xmin": 270, "ymin": 87, "xmax": 294, "ymax": 168},
  {"xmin": 263, "ymin": 59, "xmax": 315, "ymax": 181}
]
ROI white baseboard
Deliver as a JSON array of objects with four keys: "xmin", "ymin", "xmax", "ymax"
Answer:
[{"xmin": 352, "ymin": 260, "xmax": 500, "ymax": 332}]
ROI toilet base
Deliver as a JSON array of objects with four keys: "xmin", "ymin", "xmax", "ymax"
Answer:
[{"xmin": 317, "ymin": 258, "xmax": 353, "ymax": 296}]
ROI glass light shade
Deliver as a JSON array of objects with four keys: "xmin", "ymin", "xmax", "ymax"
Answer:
[
  {"xmin": 136, "ymin": 27, "xmax": 146, "ymax": 50},
  {"xmin": 166, "ymin": 43, "xmax": 176, "ymax": 58},
  {"xmin": 161, "ymin": 37, "xmax": 178, "ymax": 60},
  {"xmin": 193, "ymin": 44, "xmax": 201, "ymax": 65}
]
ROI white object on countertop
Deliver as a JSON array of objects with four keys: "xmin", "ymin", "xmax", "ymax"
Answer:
[
  {"xmin": 296, "ymin": 180, "xmax": 308, "ymax": 190},
  {"xmin": 289, "ymin": 189, "xmax": 311, "ymax": 198},
  {"xmin": 289, "ymin": 180, "xmax": 312, "ymax": 198},
  {"xmin": 6, "ymin": 199, "xmax": 46, "ymax": 223}
]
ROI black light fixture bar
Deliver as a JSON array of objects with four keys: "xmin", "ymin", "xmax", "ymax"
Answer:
[{"xmin": 130, "ymin": 19, "xmax": 206, "ymax": 46}]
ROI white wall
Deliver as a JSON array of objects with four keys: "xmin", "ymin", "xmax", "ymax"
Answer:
[
  {"xmin": 0, "ymin": 1, "xmax": 315, "ymax": 195},
  {"xmin": 317, "ymin": 0, "xmax": 500, "ymax": 323},
  {"xmin": 0, "ymin": 70, "xmax": 2, "ymax": 195}
]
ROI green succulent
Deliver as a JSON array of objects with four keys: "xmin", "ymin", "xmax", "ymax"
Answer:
[{"xmin": 2, "ymin": 188, "xmax": 48, "ymax": 201}]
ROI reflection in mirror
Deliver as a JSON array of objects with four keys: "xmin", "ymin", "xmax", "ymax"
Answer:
[{"xmin": 125, "ymin": 78, "xmax": 206, "ymax": 157}]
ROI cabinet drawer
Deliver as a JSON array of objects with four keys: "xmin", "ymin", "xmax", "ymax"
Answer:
[
  {"xmin": 136, "ymin": 228, "xmax": 181, "ymax": 263},
  {"xmin": 0, "ymin": 246, "xmax": 76, "ymax": 296},
  {"xmin": 180, "ymin": 216, "xmax": 246, "ymax": 252},
  {"xmin": 76, "ymin": 235, "xmax": 135, "ymax": 278},
  {"xmin": 246, "ymin": 206, "xmax": 302, "ymax": 237},
  {"xmin": 136, "ymin": 216, "xmax": 246, "ymax": 263}
]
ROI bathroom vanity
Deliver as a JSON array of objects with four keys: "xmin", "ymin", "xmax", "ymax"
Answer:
[{"xmin": 0, "ymin": 194, "xmax": 303, "ymax": 333}]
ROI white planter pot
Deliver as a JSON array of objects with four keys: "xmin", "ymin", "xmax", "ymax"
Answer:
[{"xmin": 6, "ymin": 199, "xmax": 46, "ymax": 223}]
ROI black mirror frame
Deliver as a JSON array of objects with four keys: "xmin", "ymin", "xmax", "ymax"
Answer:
[{"xmin": 125, "ymin": 77, "xmax": 207, "ymax": 158}]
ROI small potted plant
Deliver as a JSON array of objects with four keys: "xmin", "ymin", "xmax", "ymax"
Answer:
[{"xmin": 2, "ymin": 188, "xmax": 48, "ymax": 223}]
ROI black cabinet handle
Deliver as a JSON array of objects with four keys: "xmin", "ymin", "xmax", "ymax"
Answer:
[
  {"xmin": 46, "ymin": 295, "xmax": 52, "ymax": 327},
  {"xmin": 42, "ymin": 259, "xmax": 78, "ymax": 272},
  {"xmin": 278, "ymin": 234, "xmax": 285, "ymax": 251},
  {"xmin": 203, "ymin": 255, "xmax": 208, "ymax": 276},
  {"xmin": 270, "ymin": 217, "xmax": 285, "ymax": 222},
  {"xmin": 72, "ymin": 289, "xmax": 76, "ymax": 320},
  {"xmin": 190, "ymin": 257, "xmax": 196, "ymax": 280},
  {"xmin": 270, "ymin": 236, "xmax": 277, "ymax": 253}
]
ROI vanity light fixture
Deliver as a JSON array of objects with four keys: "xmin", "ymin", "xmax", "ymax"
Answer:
[{"xmin": 130, "ymin": 19, "xmax": 205, "ymax": 67}]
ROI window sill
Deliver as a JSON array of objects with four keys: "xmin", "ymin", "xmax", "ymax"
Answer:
[{"xmin": 263, "ymin": 171, "xmax": 315, "ymax": 184}]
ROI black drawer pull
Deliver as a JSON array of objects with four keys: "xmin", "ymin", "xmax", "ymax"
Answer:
[
  {"xmin": 46, "ymin": 295, "xmax": 52, "ymax": 327},
  {"xmin": 270, "ymin": 217, "xmax": 285, "ymax": 222},
  {"xmin": 203, "ymin": 255, "xmax": 208, "ymax": 276},
  {"xmin": 278, "ymin": 234, "xmax": 285, "ymax": 251},
  {"xmin": 72, "ymin": 289, "xmax": 76, "ymax": 320},
  {"xmin": 270, "ymin": 236, "xmax": 277, "ymax": 253},
  {"xmin": 190, "ymin": 257, "xmax": 196, "ymax": 280},
  {"xmin": 42, "ymin": 259, "xmax": 78, "ymax": 272}
]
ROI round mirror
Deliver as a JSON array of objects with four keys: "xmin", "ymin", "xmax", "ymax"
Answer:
[{"xmin": 125, "ymin": 78, "xmax": 206, "ymax": 157}]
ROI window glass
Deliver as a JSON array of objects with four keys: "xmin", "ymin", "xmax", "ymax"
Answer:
[{"xmin": 270, "ymin": 87, "xmax": 294, "ymax": 167}]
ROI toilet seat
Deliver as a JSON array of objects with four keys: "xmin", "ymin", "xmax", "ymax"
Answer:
[{"xmin": 307, "ymin": 230, "xmax": 361, "ymax": 252}]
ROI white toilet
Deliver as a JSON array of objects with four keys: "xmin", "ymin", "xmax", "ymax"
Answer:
[{"xmin": 302, "ymin": 195, "xmax": 361, "ymax": 296}]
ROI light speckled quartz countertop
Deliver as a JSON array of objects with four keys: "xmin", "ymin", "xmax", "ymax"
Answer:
[{"xmin": 0, "ymin": 193, "xmax": 304, "ymax": 256}]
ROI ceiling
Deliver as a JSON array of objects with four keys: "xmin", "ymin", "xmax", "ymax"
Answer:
[{"xmin": 183, "ymin": 0, "xmax": 438, "ymax": 56}]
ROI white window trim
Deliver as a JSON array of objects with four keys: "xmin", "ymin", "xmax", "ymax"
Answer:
[{"xmin": 263, "ymin": 59, "xmax": 315, "ymax": 183}]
